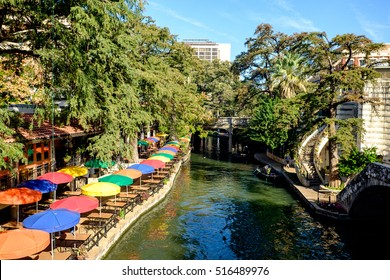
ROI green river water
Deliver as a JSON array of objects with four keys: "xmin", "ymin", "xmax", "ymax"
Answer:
[{"xmin": 103, "ymin": 150, "xmax": 354, "ymax": 260}]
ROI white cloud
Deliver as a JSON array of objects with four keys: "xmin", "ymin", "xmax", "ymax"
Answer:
[
  {"xmin": 278, "ymin": 16, "xmax": 319, "ymax": 32},
  {"xmin": 356, "ymin": 14, "xmax": 390, "ymax": 42},
  {"xmin": 246, "ymin": 1, "xmax": 319, "ymax": 33},
  {"xmin": 274, "ymin": 0, "xmax": 295, "ymax": 13},
  {"xmin": 148, "ymin": 2, "xmax": 240, "ymax": 43}
]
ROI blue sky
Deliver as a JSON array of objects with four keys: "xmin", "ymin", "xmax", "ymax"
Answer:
[{"xmin": 144, "ymin": 0, "xmax": 390, "ymax": 61}]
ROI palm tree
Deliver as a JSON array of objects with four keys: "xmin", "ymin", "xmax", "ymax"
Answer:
[{"xmin": 270, "ymin": 52, "xmax": 307, "ymax": 98}]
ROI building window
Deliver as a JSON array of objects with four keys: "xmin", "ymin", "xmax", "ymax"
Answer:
[
  {"xmin": 27, "ymin": 144, "xmax": 34, "ymax": 165},
  {"xmin": 36, "ymin": 143, "xmax": 42, "ymax": 162},
  {"xmin": 43, "ymin": 141, "xmax": 50, "ymax": 160}
]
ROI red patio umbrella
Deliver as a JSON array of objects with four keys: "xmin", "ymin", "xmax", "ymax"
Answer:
[
  {"xmin": 38, "ymin": 171, "xmax": 74, "ymax": 185},
  {"xmin": 50, "ymin": 195, "xmax": 99, "ymax": 213},
  {"xmin": 140, "ymin": 159, "xmax": 166, "ymax": 169},
  {"xmin": 0, "ymin": 228, "xmax": 50, "ymax": 260}
]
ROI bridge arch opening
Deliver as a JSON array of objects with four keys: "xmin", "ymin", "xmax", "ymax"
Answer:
[{"xmin": 349, "ymin": 185, "xmax": 390, "ymax": 220}]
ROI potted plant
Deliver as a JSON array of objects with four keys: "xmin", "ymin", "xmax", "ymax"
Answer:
[{"xmin": 63, "ymin": 154, "xmax": 71, "ymax": 164}]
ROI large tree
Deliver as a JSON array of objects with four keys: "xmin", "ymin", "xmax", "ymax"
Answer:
[
  {"xmin": 304, "ymin": 32, "xmax": 384, "ymax": 187},
  {"xmin": 0, "ymin": 0, "xmax": 207, "ymax": 168},
  {"xmin": 233, "ymin": 24, "xmax": 386, "ymax": 187}
]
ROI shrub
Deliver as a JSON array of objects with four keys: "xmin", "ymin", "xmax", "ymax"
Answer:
[{"xmin": 338, "ymin": 147, "xmax": 381, "ymax": 177}]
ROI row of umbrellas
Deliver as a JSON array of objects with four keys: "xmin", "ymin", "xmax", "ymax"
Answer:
[
  {"xmin": 0, "ymin": 140, "xmax": 184, "ymax": 260},
  {"xmin": 0, "ymin": 166, "xmax": 89, "ymax": 225},
  {"xmin": 0, "ymin": 166, "xmax": 91, "ymax": 260}
]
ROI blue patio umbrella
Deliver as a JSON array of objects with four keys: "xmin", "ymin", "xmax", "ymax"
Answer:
[
  {"xmin": 23, "ymin": 208, "xmax": 80, "ymax": 259},
  {"xmin": 23, "ymin": 208, "xmax": 80, "ymax": 233},
  {"xmin": 160, "ymin": 147, "xmax": 178, "ymax": 153},
  {"xmin": 126, "ymin": 163, "xmax": 155, "ymax": 175},
  {"xmin": 128, "ymin": 163, "xmax": 158, "ymax": 186},
  {"xmin": 17, "ymin": 179, "xmax": 57, "ymax": 213},
  {"xmin": 18, "ymin": 179, "xmax": 57, "ymax": 194}
]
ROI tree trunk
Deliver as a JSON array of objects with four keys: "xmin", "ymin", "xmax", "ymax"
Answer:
[
  {"xmin": 127, "ymin": 137, "xmax": 140, "ymax": 163},
  {"xmin": 328, "ymin": 107, "xmax": 341, "ymax": 188}
]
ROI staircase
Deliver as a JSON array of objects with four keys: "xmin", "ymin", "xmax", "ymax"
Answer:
[{"xmin": 298, "ymin": 126, "xmax": 326, "ymax": 187}]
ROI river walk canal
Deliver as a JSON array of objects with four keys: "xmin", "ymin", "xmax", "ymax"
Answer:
[{"xmin": 103, "ymin": 138, "xmax": 390, "ymax": 260}]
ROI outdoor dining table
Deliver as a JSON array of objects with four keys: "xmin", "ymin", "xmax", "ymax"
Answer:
[
  {"xmin": 142, "ymin": 179, "xmax": 161, "ymax": 185},
  {"xmin": 130, "ymin": 186, "xmax": 150, "ymax": 193},
  {"xmin": 86, "ymin": 212, "xmax": 113, "ymax": 220},
  {"xmin": 1, "ymin": 220, "xmax": 24, "ymax": 229},
  {"xmin": 82, "ymin": 211, "xmax": 114, "ymax": 229},
  {"xmin": 23, "ymin": 208, "xmax": 45, "ymax": 216},
  {"xmin": 63, "ymin": 190, "xmax": 82, "ymax": 196},
  {"xmin": 56, "ymin": 232, "xmax": 91, "ymax": 251},
  {"xmin": 152, "ymin": 174, "xmax": 167, "ymax": 179},
  {"xmin": 119, "ymin": 192, "xmax": 139, "ymax": 199},
  {"xmin": 104, "ymin": 201, "xmax": 126, "ymax": 213},
  {"xmin": 118, "ymin": 192, "xmax": 141, "ymax": 205},
  {"xmin": 35, "ymin": 251, "xmax": 72, "ymax": 260}
]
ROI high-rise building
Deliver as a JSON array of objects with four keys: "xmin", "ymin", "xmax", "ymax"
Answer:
[{"xmin": 183, "ymin": 39, "xmax": 231, "ymax": 62}]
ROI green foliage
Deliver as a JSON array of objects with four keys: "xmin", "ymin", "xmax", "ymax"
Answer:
[
  {"xmin": 249, "ymin": 97, "xmax": 300, "ymax": 150},
  {"xmin": 193, "ymin": 60, "xmax": 241, "ymax": 117},
  {"xmin": 338, "ymin": 147, "xmax": 381, "ymax": 177},
  {"xmin": 270, "ymin": 52, "xmax": 310, "ymax": 98},
  {"xmin": 1, "ymin": 0, "xmax": 208, "ymax": 169},
  {"xmin": 233, "ymin": 24, "xmax": 387, "ymax": 186},
  {"xmin": 0, "ymin": 109, "xmax": 26, "ymax": 169}
]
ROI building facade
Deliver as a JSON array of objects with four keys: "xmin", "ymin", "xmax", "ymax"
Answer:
[{"xmin": 183, "ymin": 39, "xmax": 231, "ymax": 62}]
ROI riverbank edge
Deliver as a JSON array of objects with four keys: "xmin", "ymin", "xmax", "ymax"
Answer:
[
  {"xmin": 254, "ymin": 152, "xmax": 349, "ymax": 222},
  {"xmin": 86, "ymin": 151, "xmax": 191, "ymax": 260}
]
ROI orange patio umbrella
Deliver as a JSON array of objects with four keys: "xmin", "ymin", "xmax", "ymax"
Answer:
[
  {"xmin": 0, "ymin": 228, "xmax": 50, "ymax": 260},
  {"xmin": 114, "ymin": 169, "xmax": 143, "ymax": 187},
  {"xmin": 0, "ymin": 188, "xmax": 42, "ymax": 224},
  {"xmin": 148, "ymin": 155, "xmax": 170, "ymax": 163},
  {"xmin": 114, "ymin": 169, "xmax": 142, "ymax": 180}
]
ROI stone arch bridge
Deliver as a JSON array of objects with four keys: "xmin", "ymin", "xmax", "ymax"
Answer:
[
  {"xmin": 208, "ymin": 117, "xmax": 249, "ymax": 130},
  {"xmin": 207, "ymin": 117, "xmax": 249, "ymax": 152},
  {"xmin": 337, "ymin": 162, "xmax": 390, "ymax": 219}
]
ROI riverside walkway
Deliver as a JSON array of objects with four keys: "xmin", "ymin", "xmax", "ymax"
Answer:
[
  {"xmin": 85, "ymin": 152, "xmax": 189, "ymax": 260},
  {"xmin": 254, "ymin": 153, "xmax": 348, "ymax": 221}
]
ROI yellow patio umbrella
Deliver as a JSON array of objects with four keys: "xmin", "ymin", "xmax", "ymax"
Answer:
[
  {"xmin": 58, "ymin": 166, "xmax": 88, "ymax": 177},
  {"xmin": 148, "ymin": 155, "xmax": 171, "ymax": 163},
  {"xmin": 58, "ymin": 166, "xmax": 88, "ymax": 191},
  {"xmin": 156, "ymin": 133, "xmax": 169, "ymax": 137},
  {"xmin": 81, "ymin": 182, "xmax": 120, "ymax": 216}
]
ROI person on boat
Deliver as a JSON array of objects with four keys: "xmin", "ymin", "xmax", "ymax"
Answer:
[{"xmin": 263, "ymin": 165, "xmax": 271, "ymax": 174}]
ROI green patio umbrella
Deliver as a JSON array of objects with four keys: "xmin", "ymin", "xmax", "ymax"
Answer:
[
  {"xmin": 84, "ymin": 159, "xmax": 115, "ymax": 169},
  {"xmin": 138, "ymin": 140, "xmax": 149, "ymax": 146},
  {"xmin": 98, "ymin": 174, "xmax": 133, "ymax": 186}
]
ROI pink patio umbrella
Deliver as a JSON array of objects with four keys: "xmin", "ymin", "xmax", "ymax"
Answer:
[
  {"xmin": 50, "ymin": 195, "xmax": 99, "ymax": 213},
  {"xmin": 38, "ymin": 171, "xmax": 74, "ymax": 200},
  {"xmin": 38, "ymin": 171, "xmax": 74, "ymax": 185},
  {"xmin": 140, "ymin": 159, "xmax": 166, "ymax": 169}
]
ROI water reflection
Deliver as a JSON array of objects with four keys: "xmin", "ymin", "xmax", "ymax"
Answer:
[{"xmin": 104, "ymin": 151, "xmax": 350, "ymax": 260}]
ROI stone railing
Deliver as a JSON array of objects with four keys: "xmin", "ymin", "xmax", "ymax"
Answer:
[{"xmin": 337, "ymin": 162, "xmax": 390, "ymax": 213}]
